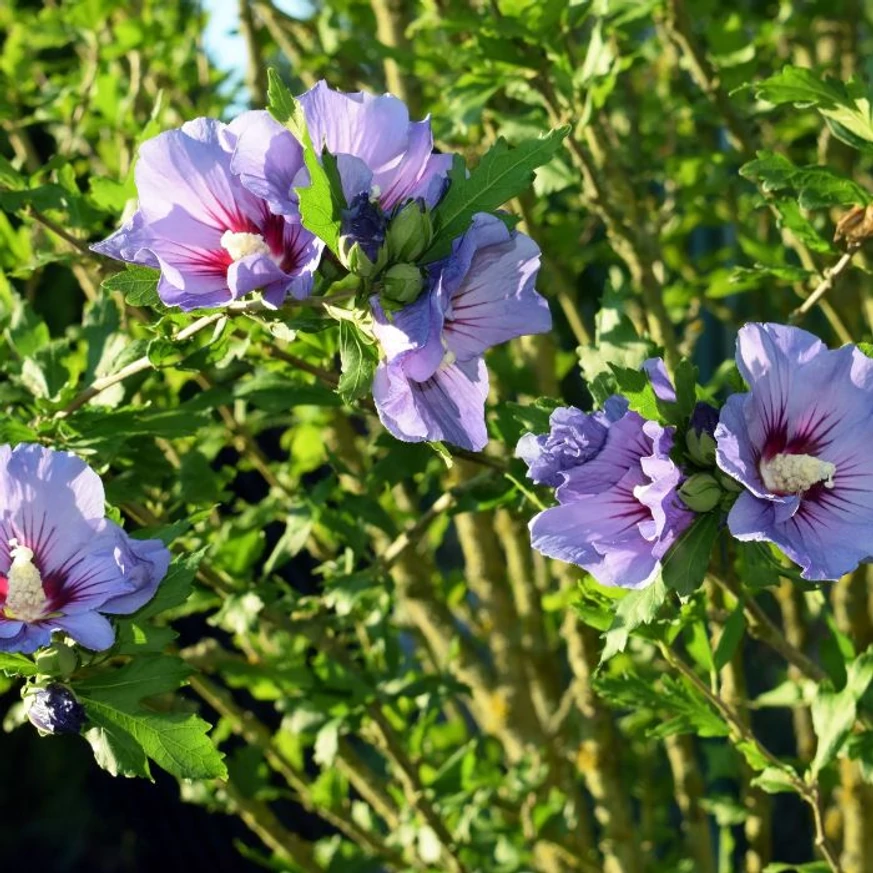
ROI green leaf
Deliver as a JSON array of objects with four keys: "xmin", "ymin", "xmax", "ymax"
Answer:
[
  {"xmin": 0, "ymin": 652, "xmax": 37, "ymax": 677},
  {"xmin": 770, "ymin": 198, "xmax": 835, "ymax": 254},
  {"xmin": 102, "ymin": 265, "xmax": 162, "ymax": 308},
  {"xmin": 81, "ymin": 699, "xmax": 226, "ymax": 780},
  {"xmin": 713, "ymin": 606, "xmax": 746, "ymax": 671},
  {"xmin": 313, "ymin": 717, "xmax": 342, "ymax": 767},
  {"xmin": 600, "ymin": 578, "xmax": 668, "ymax": 663},
  {"xmin": 76, "ymin": 655, "xmax": 192, "ymax": 705},
  {"xmin": 730, "ymin": 263, "xmax": 814, "ymax": 287},
  {"xmin": 750, "ymin": 766, "xmax": 799, "ymax": 795},
  {"xmin": 609, "ymin": 364, "xmax": 659, "ymax": 420},
  {"xmin": 578, "ymin": 282, "xmax": 653, "ymax": 397},
  {"xmin": 845, "ymin": 731, "xmax": 873, "ymax": 783},
  {"xmin": 235, "ymin": 372, "xmax": 342, "ymax": 411},
  {"xmin": 424, "ymin": 126, "xmax": 570, "ymax": 261},
  {"xmin": 810, "ymin": 649, "xmax": 873, "ymax": 777},
  {"xmin": 740, "ymin": 151, "xmax": 870, "ymax": 208},
  {"xmin": 83, "ymin": 719, "xmax": 151, "ymax": 779},
  {"xmin": 267, "ymin": 69, "xmax": 346, "ymax": 253},
  {"xmin": 263, "ymin": 506, "xmax": 313, "ymax": 575},
  {"xmin": 77, "ymin": 655, "xmax": 225, "ymax": 781},
  {"xmin": 755, "ymin": 66, "xmax": 849, "ymax": 110},
  {"xmin": 660, "ymin": 512, "xmax": 721, "ymax": 598},
  {"xmin": 337, "ymin": 320, "xmax": 378, "ymax": 403},
  {"xmin": 755, "ymin": 66, "xmax": 873, "ymax": 153},
  {"xmin": 20, "ymin": 340, "xmax": 71, "ymax": 400}
]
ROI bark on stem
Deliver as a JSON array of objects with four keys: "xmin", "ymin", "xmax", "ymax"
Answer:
[
  {"xmin": 663, "ymin": 734, "xmax": 716, "ymax": 873},
  {"xmin": 560, "ymin": 582, "xmax": 642, "ymax": 873}
]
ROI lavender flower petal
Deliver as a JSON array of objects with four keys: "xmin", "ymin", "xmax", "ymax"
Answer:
[{"xmin": 715, "ymin": 322, "xmax": 873, "ymax": 580}]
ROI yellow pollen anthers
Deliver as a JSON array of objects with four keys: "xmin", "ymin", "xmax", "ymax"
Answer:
[
  {"xmin": 220, "ymin": 230, "xmax": 272, "ymax": 262},
  {"xmin": 438, "ymin": 333, "xmax": 456, "ymax": 370},
  {"xmin": 760, "ymin": 452, "xmax": 836, "ymax": 495},
  {"xmin": 4, "ymin": 538, "xmax": 47, "ymax": 623}
]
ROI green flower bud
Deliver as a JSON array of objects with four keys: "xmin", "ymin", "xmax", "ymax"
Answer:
[
  {"xmin": 34, "ymin": 641, "xmax": 78, "ymax": 679},
  {"xmin": 678, "ymin": 473, "xmax": 722, "ymax": 513},
  {"xmin": 340, "ymin": 240, "xmax": 388, "ymax": 278},
  {"xmin": 715, "ymin": 469, "xmax": 743, "ymax": 493},
  {"xmin": 380, "ymin": 263, "xmax": 425, "ymax": 310},
  {"xmin": 386, "ymin": 200, "xmax": 433, "ymax": 263},
  {"xmin": 686, "ymin": 428, "xmax": 717, "ymax": 466}
]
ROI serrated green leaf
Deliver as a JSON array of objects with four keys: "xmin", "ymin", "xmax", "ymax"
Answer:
[
  {"xmin": 660, "ymin": 512, "xmax": 721, "ymax": 598},
  {"xmin": 755, "ymin": 66, "xmax": 873, "ymax": 153},
  {"xmin": 810, "ymin": 649, "xmax": 873, "ymax": 776},
  {"xmin": 741, "ymin": 151, "xmax": 870, "ymax": 208},
  {"xmin": 81, "ymin": 698, "xmax": 226, "ymax": 780},
  {"xmin": 337, "ymin": 320, "xmax": 378, "ymax": 403},
  {"xmin": 600, "ymin": 577, "xmax": 668, "ymax": 663},
  {"xmin": 83, "ymin": 719, "xmax": 152, "ymax": 779},
  {"xmin": 425, "ymin": 126, "xmax": 570, "ymax": 261},
  {"xmin": 267, "ymin": 68, "xmax": 345, "ymax": 252},
  {"xmin": 609, "ymin": 364, "xmax": 660, "ymax": 420},
  {"xmin": 102, "ymin": 265, "xmax": 162, "ymax": 308}
]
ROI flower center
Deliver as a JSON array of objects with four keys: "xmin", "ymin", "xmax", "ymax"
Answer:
[
  {"xmin": 759, "ymin": 452, "xmax": 836, "ymax": 495},
  {"xmin": 220, "ymin": 230, "xmax": 272, "ymax": 261},
  {"xmin": 439, "ymin": 333, "xmax": 456, "ymax": 370},
  {"xmin": 4, "ymin": 538, "xmax": 47, "ymax": 623}
]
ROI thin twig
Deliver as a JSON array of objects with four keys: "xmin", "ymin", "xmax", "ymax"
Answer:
[
  {"xmin": 377, "ymin": 471, "xmax": 495, "ymax": 571},
  {"xmin": 58, "ymin": 312, "xmax": 226, "ymax": 415},
  {"xmin": 27, "ymin": 206, "xmax": 96, "ymax": 257},
  {"xmin": 791, "ymin": 251, "xmax": 857, "ymax": 322},
  {"xmin": 661, "ymin": 644, "xmax": 844, "ymax": 873}
]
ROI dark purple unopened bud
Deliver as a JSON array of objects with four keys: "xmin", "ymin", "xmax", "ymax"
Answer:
[
  {"xmin": 341, "ymin": 192, "xmax": 387, "ymax": 262},
  {"xmin": 687, "ymin": 402, "xmax": 719, "ymax": 466},
  {"xmin": 690, "ymin": 402, "xmax": 719, "ymax": 437},
  {"xmin": 27, "ymin": 684, "xmax": 86, "ymax": 735}
]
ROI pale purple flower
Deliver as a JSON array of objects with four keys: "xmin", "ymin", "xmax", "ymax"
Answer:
[
  {"xmin": 93, "ymin": 116, "xmax": 323, "ymax": 310},
  {"xmin": 716, "ymin": 323, "xmax": 873, "ymax": 581},
  {"xmin": 231, "ymin": 81, "xmax": 452, "ymax": 221},
  {"xmin": 527, "ymin": 404, "xmax": 693, "ymax": 589},
  {"xmin": 370, "ymin": 213, "xmax": 551, "ymax": 451},
  {"xmin": 0, "ymin": 445, "xmax": 170, "ymax": 653},
  {"xmin": 516, "ymin": 398, "xmax": 627, "ymax": 488}
]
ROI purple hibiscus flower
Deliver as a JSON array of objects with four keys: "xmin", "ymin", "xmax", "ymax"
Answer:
[
  {"xmin": 93, "ymin": 116, "xmax": 323, "ymax": 310},
  {"xmin": 0, "ymin": 444, "xmax": 170, "ymax": 653},
  {"xmin": 231, "ymin": 82, "xmax": 452, "ymax": 222},
  {"xmin": 716, "ymin": 322, "xmax": 873, "ymax": 581},
  {"xmin": 523, "ymin": 398, "xmax": 693, "ymax": 589},
  {"xmin": 370, "ymin": 213, "xmax": 552, "ymax": 451},
  {"xmin": 516, "ymin": 398, "xmax": 628, "ymax": 488}
]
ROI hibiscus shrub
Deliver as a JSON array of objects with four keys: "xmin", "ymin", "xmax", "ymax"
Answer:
[{"xmin": 4, "ymin": 1, "xmax": 873, "ymax": 871}]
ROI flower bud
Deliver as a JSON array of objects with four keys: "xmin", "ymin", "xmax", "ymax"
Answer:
[
  {"xmin": 686, "ymin": 401, "xmax": 719, "ymax": 466},
  {"xmin": 678, "ymin": 473, "xmax": 722, "ymax": 513},
  {"xmin": 380, "ymin": 263, "xmax": 425, "ymax": 310},
  {"xmin": 34, "ymin": 641, "xmax": 78, "ymax": 678},
  {"xmin": 340, "ymin": 192, "xmax": 387, "ymax": 264},
  {"xmin": 340, "ymin": 239, "xmax": 388, "ymax": 278},
  {"xmin": 386, "ymin": 200, "xmax": 433, "ymax": 262},
  {"xmin": 26, "ymin": 684, "xmax": 86, "ymax": 735}
]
